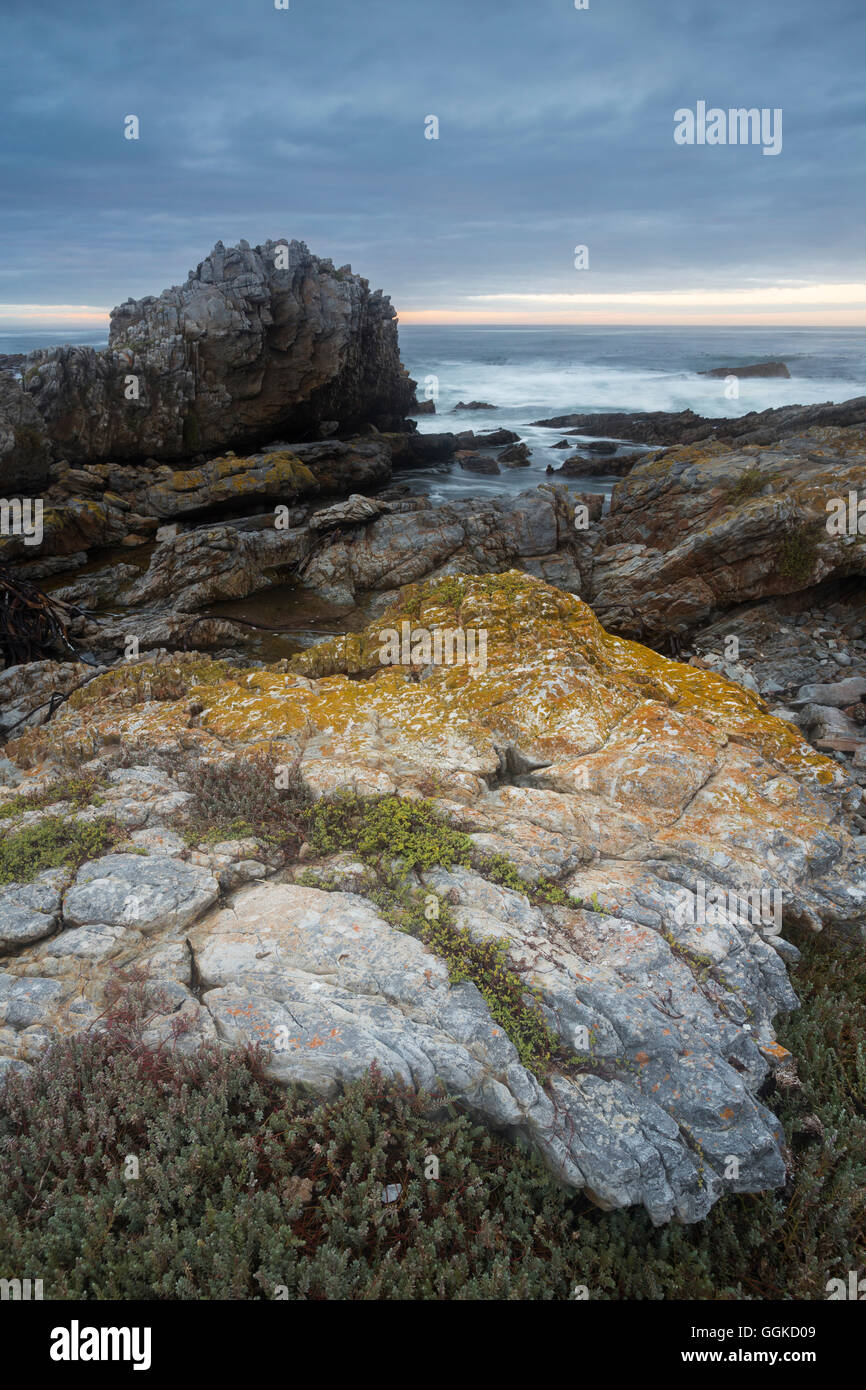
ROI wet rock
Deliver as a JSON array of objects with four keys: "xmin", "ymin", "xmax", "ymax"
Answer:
[
  {"xmin": 498, "ymin": 443, "xmax": 531, "ymax": 467},
  {"xmin": 532, "ymin": 395, "xmax": 866, "ymax": 448},
  {"xmin": 699, "ymin": 362, "xmax": 790, "ymax": 379},
  {"xmin": 456, "ymin": 451, "xmax": 500, "ymax": 474}
]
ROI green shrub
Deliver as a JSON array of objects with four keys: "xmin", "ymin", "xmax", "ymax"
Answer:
[
  {"xmin": 180, "ymin": 750, "xmax": 312, "ymax": 851},
  {"xmin": 306, "ymin": 790, "xmax": 474, "ymax": 870},
  {"xmin": 0, "ymin": 929, "xmax": 863, "ymax": 1299},
  {"xmin": 778, "ymin": 524, "xmax": 820, "ymax": 582},
  {"xmin": 0, "ymin": 814, "xmax": 122, "ymax": 885},
  {"xmin": 725, "ymin": 467, "xmax": 765, "ymax": 503},
  {"xmin": 0, "ymin": 995, "xmax": 575, "ymax": 1299}
]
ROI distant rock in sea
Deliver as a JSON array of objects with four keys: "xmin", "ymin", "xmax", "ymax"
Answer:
[
  {"xmin": 699, "ymin": 361, "xmax": 791, "ymax": 379},
  {"xmin": 453, "ymin": 400, "xmax": 496, "ymax": 411}
]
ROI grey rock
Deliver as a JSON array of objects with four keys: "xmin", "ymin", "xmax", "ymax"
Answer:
[
  {"xmin": 0, "ymin": 974, "xmax": 63, "ymax": 1030},
  {"xmin": 63, "ymin": 854, "xmax": 219, "ymax": 935},
  {"xmin": 0, "ymin": 873, "xmax": 65, "ymax": 950},
  {"xmin": 793, "ymin": 677, "xmax": 866, "ymax": 708}
]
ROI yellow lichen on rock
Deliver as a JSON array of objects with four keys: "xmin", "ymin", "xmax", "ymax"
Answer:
[{"xmin": 8, "ymin": 574, "xmax": 839, "ymax": 802}]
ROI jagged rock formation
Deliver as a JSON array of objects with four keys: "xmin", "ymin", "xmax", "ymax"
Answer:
[
  {"xmin": 112, "ymin": 484, "xmax": 582, "ymax": 613},
  {"xmin": 1, "ymin": 575, "xmax": 863, "ymax": 1223},
  {"xmin": 13, "ymin": 239, "xmax": 416, "ymax": 470}
]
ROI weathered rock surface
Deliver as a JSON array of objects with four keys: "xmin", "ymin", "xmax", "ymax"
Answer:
[
  {"xmin": 117, "ymin": 485, "xmax": 580, "ymax": 614},
  {"xmin": 296, "ymin": 487, "xmax": 577, "ymax": 606},
  {"xmin": 0, "ymin": 872, "xmax": 66, "ymax": 950},
  {"xmin": 124, "ymin": 521, "xmax": 314, "ymax": 610},
  {"xmin": 588, "ymin": 425, "xmax": 866, "ymax": 638},
  {"xmin": 63, "ymin": 854, "xmax": 219, "ymax": 935},
  {"xmin": 1, "ymin": 572, "xmax": 861, "ymax": 1223},
  {"xmin": 0, "ymin": 370, "xmax": 53, "ymax": 493},
  {"xmin": 17, "ymin": 239, "xmax": 416, "ymax": 466}
]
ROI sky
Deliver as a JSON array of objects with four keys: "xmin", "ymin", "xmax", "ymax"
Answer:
[{"xmin": 1, "ymin": 0, "xmax": 864, "ymax": 328}]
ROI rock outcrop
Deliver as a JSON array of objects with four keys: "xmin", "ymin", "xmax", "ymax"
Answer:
[
  {"xmin": 2, "ymin": 574, "xmax": 863, "ymax": 1224},
  {"xmin": 15, "ymin": 239, "xmax": 416, "ymax": 469},
  {"xmin": 588, "ymin": 425, "xmax": 866, "ymax": 639},
  {"xmin": 532, "ymin": 395, "xmax": 866, "ymax": 448}
]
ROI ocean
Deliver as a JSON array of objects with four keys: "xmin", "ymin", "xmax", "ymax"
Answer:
[
  {"xmin": 4, "ymin": 323, "xmax": 865, "ymax": 502},
  {"xmin": 396, "ymin": 324, "xmax": 866, "ymax": 500}
]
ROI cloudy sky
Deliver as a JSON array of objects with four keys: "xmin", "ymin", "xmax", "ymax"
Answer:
[{"xmin": 1, "ymin": 0, "xmax": 864, "ymax": 327}]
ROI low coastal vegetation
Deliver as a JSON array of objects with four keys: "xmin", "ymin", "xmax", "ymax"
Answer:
[
  {"xmin": 0, "ymin": 815, "xmax": 122, "ymax": 886},
  {"xmin": 0, "ymin": 771, "xmax": 106, "ymax": 821},
  {"xmin": 0, "ymin": 926, "xmax": 862, "ymax": 1299},
  {"xmin": 778, "ymin": 523, "xmax": 821, "ymax": 582},
  {"xmin": 725, "ymin": 466, "xmax": 765, "ymax": 503}
]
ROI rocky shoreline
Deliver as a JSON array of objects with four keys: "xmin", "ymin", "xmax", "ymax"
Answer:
[{"xmin": 1, "ymin": 240, "xmax": 864, "ymax": 1225}]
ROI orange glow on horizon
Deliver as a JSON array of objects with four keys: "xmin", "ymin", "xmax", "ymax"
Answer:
[{"xmin": 397, "ymin": 308, "xmax": 866, "ymax": 327}]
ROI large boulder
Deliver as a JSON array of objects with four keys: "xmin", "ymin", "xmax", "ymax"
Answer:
[{"xmin": 21, "ymin": 239, "xmax": 417, "ymax": 464}]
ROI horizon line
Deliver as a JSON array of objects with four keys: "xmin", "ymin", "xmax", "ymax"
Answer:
[{"xmin": 2, "ymin": 308, "xmax": 866, "ymax": 332}]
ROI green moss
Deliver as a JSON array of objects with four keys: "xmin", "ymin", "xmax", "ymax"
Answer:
[
  {"xmin": 302, "ymin": 793, "xmax": 589, "ymax": 1078},
  {"xmin": 476, "ymin": 851, "xmax": 587, "ymax": 910},
  {"xmin": 0, "ymin": 815, "xmax": 123, "ymax": 885},
  {"xmin": 306, "ymin": 791, "xmax": 474, "ymax": 871},
  {"xmin": 68, "ymin": 659, "xmax": 239, "ymax": 711}
]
